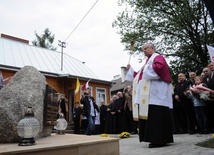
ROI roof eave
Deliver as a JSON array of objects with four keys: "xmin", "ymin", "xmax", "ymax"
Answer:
[{"xmin": 0, "ymin": 65, "xmax": 114, "ymax": 85}]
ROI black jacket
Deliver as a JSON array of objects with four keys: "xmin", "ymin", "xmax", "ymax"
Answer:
[
  {"xmin": 73, "ymin": 107, "xmax": 82, "ymax": 120},
  {"xmin": 80, "ymin": 96, "xmax": 99, "ymax": 117},
  {"xmin": 174, "ymin": 80, "xmax": 192, "ymax": 105}
]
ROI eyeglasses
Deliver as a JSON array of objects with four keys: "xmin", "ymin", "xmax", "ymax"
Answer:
[{"xmin": 203, "ymin": 70, "xmax": 208, "ymax": 73}]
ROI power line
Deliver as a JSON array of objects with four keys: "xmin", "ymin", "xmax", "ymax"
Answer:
[{"xmin": 64, "ymin": 0, "xmax": 99, "ymax": 42}]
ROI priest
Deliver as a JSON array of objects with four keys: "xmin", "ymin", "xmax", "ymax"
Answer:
[{"xmin": 126, "ymin": 42, "xmax": 174, "ymax": 148}]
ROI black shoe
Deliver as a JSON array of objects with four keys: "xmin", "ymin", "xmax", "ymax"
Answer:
[
  {"xmin": 189, "ymin": 131, "xmax": 195, "ymax": 135},
  {"xmin": 203, "ymin": 131, "xmax": 209, "ymax": 134},
  {"xmin": 179, "ymin": 130, "xmax": 187, "ymax": 134},
  {"xmin": 149, "ymin": 143, "xmax": 166, "ymax": 148},
  {"xmin": 172, "ymin": 131, "xmax": 179, "ymax": 134},
  {"xmin": 131, "ymin": 131, "xmax": 138, "ymax": 134}
]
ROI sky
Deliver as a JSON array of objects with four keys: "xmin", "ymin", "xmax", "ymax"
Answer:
[{"xmin": 0, "ymin": 0, "xmax": 144, "ymax": 81}]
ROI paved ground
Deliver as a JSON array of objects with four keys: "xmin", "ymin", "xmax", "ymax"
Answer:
[{"xmin": 115, "ymin": 133, "xmax": 214, "ymax": 155}]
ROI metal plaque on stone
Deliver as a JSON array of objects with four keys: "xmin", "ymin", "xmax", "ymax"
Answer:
[{"xmin": 43, "ymin": 85, "xmax": 58, "ymax": 126}]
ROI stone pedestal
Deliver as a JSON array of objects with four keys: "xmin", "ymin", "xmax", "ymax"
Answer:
[{"xmin": 0, "ymin": 134, "xmax": 119, "ymax": 155}]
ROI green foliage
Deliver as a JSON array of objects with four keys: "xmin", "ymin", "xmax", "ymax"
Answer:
[
  {"xmin": 32, "ymin": 28, "xmax": 57, "ymax": 51},
  {"xmin": 196, "ymin": 137, "xmax": 214, "ymax": 148},
  {"xmin": 113, "ymin": 0, "xmax": 214, "ymax": 82}
]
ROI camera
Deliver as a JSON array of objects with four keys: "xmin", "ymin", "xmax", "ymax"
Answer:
[{"xmin": 84, "ymin": 92, "xmax": 89, "ymax": 96}]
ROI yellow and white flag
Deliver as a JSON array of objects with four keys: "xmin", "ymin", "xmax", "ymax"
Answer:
[{"xmin": 75, "ymin": 77, "xmax": 80, "ymax": 95}]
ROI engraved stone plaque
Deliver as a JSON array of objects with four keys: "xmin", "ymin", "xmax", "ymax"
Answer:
[{"xmin": 43, "ymin": 85, "xmax": 58, "ymax": 126}]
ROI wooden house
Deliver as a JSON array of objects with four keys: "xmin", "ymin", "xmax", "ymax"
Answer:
[{"xmin": 0, "ymin": 34, "xmax": 113, "ymax": 122}]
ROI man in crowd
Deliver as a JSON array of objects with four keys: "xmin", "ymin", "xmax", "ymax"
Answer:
[
  {"xmin": 189, "ymin": 72, "xmax": 196, "ymax": 86},
  {"xmin": 174, "ymin": 73, "xmax": 196, "ymax": 134},
  {"xmin": 58, "ymin": 94, "xmax": 68, "ymax": 120},
  {"xmin": 80, "ymin": 89, "xmax": 99, "ymax": 135},
  {"xmin": 115, "ymin": 91, "xmax": 125, "ymax": 133},
  {"xmin": 202, "ymin": 67, "xmax": 214, "ymax": 132},
  {"xmin": 123, "ymin": 85, "xmax": 138, "ymax": 134},
  {"xmin": 99, "ymin": 100, "xmax": 107, "ymax": 133},
  {"xmin": 73, "ymin": 102, "xmax": 82, "ymax": 134}
]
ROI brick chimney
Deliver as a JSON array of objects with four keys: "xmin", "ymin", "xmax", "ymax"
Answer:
[{"xmin": 1, "ymin": 33, "xmax": 29, "ymax": 44}]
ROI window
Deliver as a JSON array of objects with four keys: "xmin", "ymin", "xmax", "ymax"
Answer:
[{"xmin": 96, "ymin": 87, "xmax": 106, "ymax": 106}]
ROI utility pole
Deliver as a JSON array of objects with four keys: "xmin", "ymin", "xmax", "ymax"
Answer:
[{"xmin": 58, "ymin": 40, "xmax": 67, "ymax": 71}]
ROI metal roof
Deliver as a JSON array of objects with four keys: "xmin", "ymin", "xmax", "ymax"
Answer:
[
  {"xmin": 110, "ymin": 77, "xmax": 132, "ymax": 92},
  {"xmin": 0, "ymin": 37, "xmax": 101, "ymax": 81}
]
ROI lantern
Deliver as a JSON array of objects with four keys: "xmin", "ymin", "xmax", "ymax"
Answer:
[
  {"xmin": 55, "ymin": 113, "xmax": 67, "ymax": 135},
  {"xmin": 17, "ymin": 107, "xmax": 40, "ymax": 146}
]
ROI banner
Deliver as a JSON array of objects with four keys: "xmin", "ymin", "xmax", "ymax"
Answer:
[
  {"xmin": 82, "ymin": 79, "xmax": 90, "ymax": 92},
  {"xmin": 207, "ymin": 45, "xmax": 214, "ymax": 62}
]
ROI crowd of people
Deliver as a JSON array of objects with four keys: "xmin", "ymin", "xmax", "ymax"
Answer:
[
  {"xmin": 103, "ymin": 88, "xmax": 138, "ymax": 134},
  {"xmin": 77, "ymin": 70, "xmax": 214, "ymax": 136},
  {"xmin": 173, "ymin": 63, "xmax": 214, "ymax": 135},
  {"xmin": 73, "ymin": 87, "xmax": 138, "ymax": 135},
  {"xmin": 74, "ymin": 42, "xmax": 174, "ymax": 149},
  {"xmin": 73, "ymin": 42, "xmax": 214, "ymax": 149}
]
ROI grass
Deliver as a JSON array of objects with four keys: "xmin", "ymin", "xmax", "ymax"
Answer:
[{"xmin": 196, "ymin": 138, "xmax": 214, "ymax": 148}]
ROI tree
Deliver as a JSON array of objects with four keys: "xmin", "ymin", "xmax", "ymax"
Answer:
[
  {"xmin": 113, "ymin": 0, "xmax": 214, "ymax": 82},
  {"xmin": 32, "ymin": 28, "xmax": 57, "ymax": 50},
  {"xmin": 203, "ymin": 0, "xmax": 214, "ymax": 24}
]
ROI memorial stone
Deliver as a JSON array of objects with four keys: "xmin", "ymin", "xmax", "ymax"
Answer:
[{"xmin": 0, "ymin": 66, "xmax": 54, "ymax": 143}]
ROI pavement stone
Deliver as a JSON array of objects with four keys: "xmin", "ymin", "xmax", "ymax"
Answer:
[{"xmin": 112, "ymin": 133, "xmax": 214, "ymax": 155}]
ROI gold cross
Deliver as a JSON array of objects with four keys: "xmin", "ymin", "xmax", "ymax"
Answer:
[
  {"xmin": 143, "ymin": 85, "xmax": 147, "ymax": 91},
  {"xmin": 142, "ymin": 98, "xmax": 146, "ymax": 104}
]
